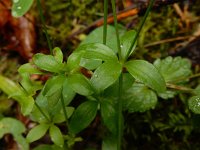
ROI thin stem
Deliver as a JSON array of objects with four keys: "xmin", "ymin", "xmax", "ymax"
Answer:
[
  {"xmin": 125, "ymin": 0, "xmax": 155, "ymax": 61},
  {"xmin": 103, "ymin": 0, "xmax": 108, "ymax": 45},
  {"xmin": 166, "ymin": 83, "xmax": 193, "ymax": 93},
  {"xmin": 36, "ymin": 0, "xmax": 53, "ymax": 54},
  {"xmin": 117, "ymin": 73, "xmax": 123, "ymax": 150},
  {"xmin": 35, "ymin": 102, "xmax": 51, "ymax": 122},
  {"xmin": 18, "ymin": 82, "xmax": 51, "ymax": 122},
  {"xmin": 60, "ymin": 90, "xmax": 69, "ymax": 128},
  {"xmin": 111, "ymin": 0, "xmax": 122, "ymax": 61},
  {"xmin": 111, "ymin": 1, "xmax": 124, "ymax": 149}
]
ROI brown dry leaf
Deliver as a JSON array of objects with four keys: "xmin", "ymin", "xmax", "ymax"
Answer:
[
  {"xmin": 0, "ymin": 0, "xmax": 11, "ymax": 28},
  {"xmin": 0, "ymin": 0, "xmax": 36, "ymax": 60}
]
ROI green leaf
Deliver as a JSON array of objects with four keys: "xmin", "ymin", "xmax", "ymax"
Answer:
[
  {"xmin": 0, "ymin": 118, "xmax": 26, "ymax": 138},
  {"xmin": 0, "ymin": 118, "xmax": 29, "ymax": 150},
  {"xmin": 120, "ymin": 30, "xmax": 137, "ymax": 60},
  {"xmin": 20, "ymin": 73, "xmax": 43, "ymax": 96},
  {"xmin": 18, "ymin": 63, "xmax": 43, "ymax": 75},
  {"xmin": 0, "ymin": 75, "xmax": 34, "ymax": 115},
  {"xmin": 42, "ymin": 76, "xmax": 66, "ymax": 109},
  {"xmin": 81, "ymin": 25, "xmax": 126, "ymax": 53},
  {"xmin": 68, "ymin": 74, "xmax": 93, "ymax": 96},
  {"xmin": 123, "ymin": 83, "xmax": 157, "ymax": 112},
  {"xmin": 18, "ymin": 63, "xmax": 43, "ymax": 95},
  {"xmin": 30, "ymin": 105, "xmax": 49, "ymax": 123},
  {"xmin": 158, "ymin": 90, "xmax": 177, "ymax": 99},
  {"xmin": 102, "ymin": 136, "xmax": 117, "ymax": 150},
  {"xmin": 80, "ymin": 58, "xmax": 102, "ymax": 70},
  {"xmin": 125, "ymin": 60, "xmax": 166, "ymax": 93},
  {"xmin": 26, "ymin": 124, "xmax": 49, "ymax": 143},
  {"xmin": 67, "ymin": 51, "xmax": 84, "ymax": 72},
  {"xmin": 194, "ymin": 85, "xmax": 200, "ymax": 95},
  {"xmin": 69, "ymin": 101, "xmax": 98, "ymax": 134},
  {"xmin": 77, "ymin": 43, "xmax": 118, "ymax": 62},
  {"xmin": 62, "ymin": 79, "xmax": 76, "ymax": 106},
  {"xmin": 53, "ymin": 47, "xmax": 63, "ymax": 63},
  {"xmin": 188, "ymin": 95, "xmax": 200, "ymax": 114},
  {"xmin": 14, "ymin": 134, "xmax": 29, "ymax": 150},
  {"xmin": 49, "ymin": 125, "xmax": 64, "ymax": 147},
  {"xmin": 11, "ymin": 0, "xmax": 33, "ymax": 17},
  {"xmin": 103, "ymin": 73, "xmax": 135, "ymax": 98},
  {"xmin": 33, "ymin": 53, "xmax": 64, "ymax": 73},
  {"xmin": 33, "ymin": 144, "xmax": 63, "ymax": 150},
  {"xmin": 153, "ymin": 56, "xmax": 192, "ymax": 83},
  {"xmin": 53, "ymin": 107, "xmax": 74, "ymax": 123},
  {"xmin": 91, "ymin": 61, "xmax": 122, "ymax": 92},
  {"xmin": 101, "ymin": 101, "xmax": 117, "ymax": 134}
]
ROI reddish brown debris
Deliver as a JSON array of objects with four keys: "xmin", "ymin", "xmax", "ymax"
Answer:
[{"xmin": 0, "ymin": 0, "xmax": 36, "ymax": 60}]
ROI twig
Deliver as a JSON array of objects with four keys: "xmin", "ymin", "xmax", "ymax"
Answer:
[{"xmin": 143, "ymin": 36, "xmax": 193, "ymax": 48}]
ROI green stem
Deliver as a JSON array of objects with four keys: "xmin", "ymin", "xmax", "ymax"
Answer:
[
  {"xmin": 125, "ymin": 0, "xmax": 155, "ymax": 61},
  {"xmin": 103, "ymin": 0, "xmax": 108, "ymax": 45},
  {"xmin": 36, "ymin": 0, "xmax": 53, "ymax": 54},
  {"xmin": 18, "ymin": 82, "xmax": 51, "ymax": 122},
  {"xmin": 111, "ymin": 0, "xmax": 122, "ymax": 61},
  {"xmin": 35, "ymin": 102, "xmax": 51, "ymax": 122},
  {"xmin": 111, "ymin": 1, "xmax": 124, "ymax": 149},
  {"xmin": 166, "ymin": 83, "xmax": 193, "ymax": 92},
  {"xmin": 60, "ymin": 90, "xmax": 69, "ymax": 128},
  {"xmin": 117, "ymin": 73, "xmax": 123, "ymax": 150}
]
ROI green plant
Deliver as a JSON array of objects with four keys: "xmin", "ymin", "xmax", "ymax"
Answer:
[{"xmin": 1, "ymin": 0, "xmax": 200, "ymax": 150}]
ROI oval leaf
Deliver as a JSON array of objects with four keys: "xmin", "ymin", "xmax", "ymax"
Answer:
[
  {"xmin": 33, "ymin": 53, "xmax": 64, "ymax": 73},
  {"xmin": 53, "ymin": 107, "xmax": 74, "ymax": 123},
  {"xmin": 123, "ymin": 83, "xmax": 157, "ymax": 112},
  {"xmin": 91, "ymin": 61, "xmax": 122, "ymax": 92},
  {"xmin": 18, "ymin": 63, "xmax": 43, "ymax": 75},
  {"xmin": 33, "ymin": 144, "xmax": 63, "ymax": 150},
  {"xmin": 101, "ymin": 101, "xmax": 117, "ymax": 134},
  {"xmin": 42, "ymin": 76, "xmax": 66, "ymax": 109},
  {"xmin": 14, "ymin": 134, "xmax": 29, "ymax": 150},
  {"xmin": 11, "ymin": 0, "xmax": 33, "ymax": 17},
  {"xmin": 120, "ymin": 30, "xmax": 137, "ymax": 60},
  {"xmin": 62, "ymin": 79, "xmax": 76, "ymax": 106},
  {"xmin": 49, "ymin": 125, "xmax": 64, "ymax": 147},
  {"xmin": 26, "ymin": 124, "xmax": 49, "ymax": 143},
  {"xmin": 67, "ymin": 51, "xmax": 84, "ymax": 72},
  {"xmin": 81, "ymin": 25, "xmax": 126, "ymax": 53},
  {"xmin": 0, "ymin": 118, "xmax": 28, "ymax": 150},
  {"xmin": 125, "ymin": 60, "xmax": 166, "ymax": 93},
  {"xmin": 69, "ymin": 101, "xmax": 98, "ymax": 134},
  {"xmin": 53, "ymin": 47, "xmax": 63, "ymax": 63},
  {"xmin": 153, "ymin": 56, "xmax": 192, "ymax": 83},
  {"xmin": 80, "ymin": 58, "xmax": 102, "ymax": 70},
  {"xmin": 0, "ymin": 118, "xmax": 25, "ymax": 138},
  {"xmin": 77, "ymin": 43, "xmax": 118, "ymax": 62},
  {"xmin": 0, "ymin": 75, "xmax": 34, "ymax": 115},
  {"xmin": 68, "ymin": 74, "xmax": 93, "ymax": 96},
  {"xmin": 102, "ymin": 136, "xmax": 117, "ymax": 150},
  {"xmin": 189, "ymin": 95, "xmax": 200, "ymax": 114}
]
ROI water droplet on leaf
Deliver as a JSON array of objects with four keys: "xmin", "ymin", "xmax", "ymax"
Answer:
[
  {"xmin": 12, "ymin": 11, "xmax": 17, "ymax": 17},
  {"xmin": 17, "ymin": 6, "xmax": 22, "ymax": 9}
]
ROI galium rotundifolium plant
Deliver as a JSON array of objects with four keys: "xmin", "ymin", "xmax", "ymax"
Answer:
[{"xmin": 1, "ymin": 0, "xmax": 200, "ymax": 149}]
